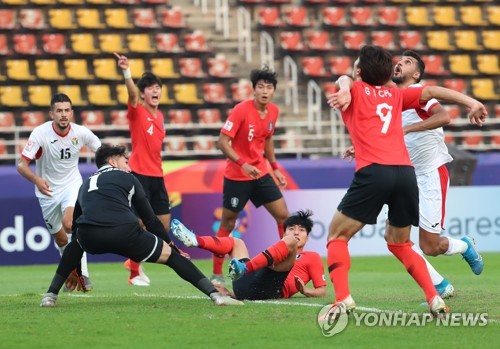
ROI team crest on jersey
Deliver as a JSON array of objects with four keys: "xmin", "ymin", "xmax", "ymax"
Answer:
[
  {"xmin": 268, "ymin": 122, "xmax": 273, "ymax": 131},
  {"xmin": 71, "ymin": 137, "xmax": 79, "ymax": 145},
  {"xmin": 296, "ymin": 253, "xmax": 302, "ymax": 260},
  {"xmin": 223, "ymin": 120, "xmax": 234, "ymax": 131},
  {"xmin": 230, "ymin": 197, "xmax": 239, "ymax": 208}
]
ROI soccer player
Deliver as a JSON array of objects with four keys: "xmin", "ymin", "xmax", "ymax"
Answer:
[
  {"xmin": 171, "ymin": 210, "xmax": 326, "ymax": 300},
  {"xmin": 18, "ymin": 93, "xmax": 100, "ymax": 291},
  {"xmin": 324, "ymin": 45, "xmax": 487, "ymax": 317},
  {"xmin": 114, "ymin": 52, "xmax": 179, "ymax": 286},
  {"xmin": 213, "ymin": 66, "xmax": 290, "ymax": 287},
  {"xmin": 40, "ymin": 145, "xmax": 243, "ymax": 307}
]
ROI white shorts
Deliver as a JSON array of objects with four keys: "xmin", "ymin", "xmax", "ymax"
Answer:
[
  {"xmin": 38, "ymin": 185, "xmax": 80, "ymax": 235},
  {"xmin": 416, "ymin": 165, "xmax": 449, "ymax": 234}
]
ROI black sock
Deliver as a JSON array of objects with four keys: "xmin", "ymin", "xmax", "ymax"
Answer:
[
  {"xmin": 165, "ymin": 249, "xmax": 217, "ymax": 296},
  {"xmin": 47, "ymin": 240, "xmax": 84, "ymax": 294}
]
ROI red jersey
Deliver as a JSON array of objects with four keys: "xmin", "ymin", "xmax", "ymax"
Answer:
[
  {"xmin": 221, "ymin": 99, "xmax": 278, "ymax": 181},
  {"xmin": 342, "ymin": 81, "xmax": 423, "ymax": 171},
  {"xmin": 282, "ymin": 251, "xmax": 326, "ymax": 299},
  {"xmin": 127, "ymin": 103, "xmax": 165, "ymax": 177}
]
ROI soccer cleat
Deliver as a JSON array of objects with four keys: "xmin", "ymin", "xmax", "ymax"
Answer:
[
  {"xmin": 124, "ymin": 259, "xmax": 151, "ymax": 284},
  {"xmin": 81, "ymin": 275, "xmax": 93, "ymax": 292},
  {"xmin": 435, "ymin": 279, "xmax": 455, "ymax": 299},
  {"xmin": 40, "ymin": 292, "xmax": 58, "ymax": 307},
  {"xmin": 428, "ymin": 295, "xmax": 450, "ymax": 317},
  {"xmin": 461, "ymin": 236, "xmax": 484, "ymax": 275},
  {"xmin": 129, "ymin": 275, "xmax": 150, "ymax": 286},
  {"xmin": 210, "ymin": 273, "xmax": 227, "ymax": 288},
  {"xmin": 170, "ymin": 219, "xmax": 198, "ymax": 247},
  {"xmin": 318, "ymin": 295, "xmax": 356, "ymax": 322},
  {"xmin": 210, "ymin": 292, "xmax": 244, "ymax": 306},
  {"xmin": 228, "ymin": 258, "xmax": 247, "ymax": 281}
]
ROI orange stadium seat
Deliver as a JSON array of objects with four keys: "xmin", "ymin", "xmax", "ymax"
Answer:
[
  {"xmin": 168, "ymin": 109, "xmax": 192, "ymax": 124},
  {"xmin": 193, "ymin": 136, "xmax": 216, "ymax": 152},
  {"xmin": 0, "ymin": 140, "xmax": 7, "ymax": 157},
  {"xmin": 426, "ymin": 31, "xmax": 455, "ymax": 51},
  {"xmin": 19, "ymin": 9, "xmax": 46, "ymax": 29},
  {"xmin": 307, "ymin": 31, "xmax": 333, "ymax": 50},
  {"xmin": 48, "ymin": 9, "xmax": 76, "ymax": 29},
  {"xmin": 322, "ymin": 7, "xmax": 347, "ymax": 26},
  {"xmin": 21, "ymin": 111, "xmax": 45, "ymax": 127},
  {"xmin": 156, "ymin": 33, "xmax": 183, "ymax": 53},
  {"xmin": 6, "ymin": 59, "xmax": 35, "ymax": 80},
  {"xmin": 258, "ymin": 7, "xmax": 282, "ymax": 27},
  {"xmin": 179, "ymin": 58, "xmax": 206, "ymax": 78},
  {"xmin": 421, "ymin": 55, "xmax": 448, "ymax": 75},
  {"xmin": 454, "ymin": 31, "xmax": 483, "ymax": 50},
  {"xmin": 208, "ymin": 54, "xmax": 234, "ymax": 77},
  {"xmin": 160, "ymin": 7, "xmax": 186, "ymax": 28},
  {"xmin": 81, "ymin": 111, "xmax": 105, "ymax": 127},
  {"xmin": 462, "ymin": 133, "xmax": 484, "ymax": 147},
  {"xmin": 471, "ymin": 79, "xmax": 498, "ymax": 100},
  {"xmin": 231, "ymin": 79, "xmax": 253, "ymax": 102},
  {"xmin": 0, "ymin": 112, "xmax": 15, "ymax": 128},
  {"xmin": 0, "ymin": 86, "xmax": 28, "ymax": 107},
  {"xmin": 433, "ymin": 7, "xmax": 460, "ymax": 26},
  {"xmin": 449, "ymin": 55, "xmax": 477, "ymax": 75},
  {"xmin": 280, "ymin": 31, "xmax": 306, "ymax": 51},
  {"xmin": 184, "ymin": 31, "xmax": 210, "ymax": 52},
  {"xmin": 76, "ymin": 9, "xmax": 105, "ymax": 29},
  {"xmin": 301, "ymin": 57, "xmax": 329, "ymax": 77},
  {"xmin": 71, "ymin": 33, "xmax": 100, "ymax": 54},
  {"xmin": 328, "ymin": 56, "xmax": 352, "ymax": 76},
  {"xmin": 350, "ymin": 7, "xmax": 373, "ymax": 26},
  {"xmin": 35, "ymin": 59, "xmax": 64, "ymax": 80},
  {"xmin": 87, "ymin": 85, "xmax": 116, "ymax": 106},
  {"xmin": 165, "ymin": 136, "xmax": 187, "ymax": 154},
  {"xmin": 405, "ymin": 7, "xmax": 433, "ymax": 26},
  {"xmin": 13, "ymin": 34, "xmax": 39, "ymax": 55},
  {"xmin": 104, "ymin": 8, "xmax": 133, "ymax": 29},
  {"xmin": 28, "ymin": 85, "xmax": 53, "ymax": 106},
  {"xmin": 284, "ymin": 6, "xmax": 310, "ymax": 27},
  {"xmin": 150, "ymin": 58, "xmax": 179, "ymax": 79},
  {"xmin": 477, "ymin": 54, "xmax": 500, "ymax": 75},
  {"xmin": 491, "ymin": 135, "xmax": 500, "ymax": 147},
  {"xmin": 494, "ymin": 104, "xmax": 500, "ymax": 118},
  {"xmin": 343, "ymin": 31, "xmax": 366, "ymax": 50},
  {"xmin": 443, "ymin": 105, "xmax": 461, "ymax": 121},
  {"xmin": 110, "ymin": 110, "xmax": 129, "ymax": 126},
  {"xmin": 377, "ymin": 6, "xmax": 403, "ymax": 26},
  {"xmin": 0, "ymin": 10, "xmax": 16, "ymax": 29},
  {"xmin": 443, "ymin": 79, "xmax": 467, "ymax": 94},
  {"xmin": 198, "ymin": 108, "xmax": 222, "ymax": 125},
  {"xmin": 202, "ymin": 83, "xmax": 228, "ymax": 103},
  {"xmin": 42, "ymin": 34, "xmax": 69, "ymax": 54},
  {"xmin": 173, "ymin": 84, "xmax": 203, "ymax": 104},
  {"xmin": 481, "ymin": 30, "xmax": 500, "ymax": 50},
  {"xmin": 399, "ymin": 31, "xmax": 424, "ymax": 50},
  {"xmin": 65, "ymin": 59, "xmax": 93, "ymax": 80},
  {"xmin": 0, "ymin": 34, "xmax": 8, "ymax": 55},
  {"xmin": 133, "ymin": 8, "xmax": 159, "ymax": 28},
  {"xmin": 371, "ymin": 31, "xmax": 397, "ymax": 50},
  {"xmin": 460, "ymin": 6, "xmax": 487, "ymax": 26}
]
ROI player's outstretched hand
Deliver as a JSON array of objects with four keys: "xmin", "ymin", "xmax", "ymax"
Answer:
[
  {"xmin": 113, "ymin": 52, "xmax": 129, "ymax": 71},
  {"xmin": 468, "ymin": 101, "xmax": 488, "ymax": 127}
]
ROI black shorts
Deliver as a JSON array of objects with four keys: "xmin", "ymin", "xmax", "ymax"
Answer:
[
  {"xmin": 76, "ymin": 222, "xmax": 163, "ymax": 263},
  {"xmin": 338, "ymin": 164, "xmax": 419, "ymax": 227},
  {"xmin": 232, "ymin": 258, "xmax": 290, "ymax": 300},
  {"xmin": 132, "ymin": 172, "xmax": 171, "ymax": 215},
  {"xmin": 223, "ymin": 174, "xmax": 283, "ymax": 212}
]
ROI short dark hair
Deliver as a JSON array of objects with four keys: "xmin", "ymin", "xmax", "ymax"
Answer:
[
  {"xmin": 402, "ymin": 50, "xmax": 426, "ymax": 83},
  {"xmin": 95, "ymin": 145, "xmax": 127, "ymax": 168},
  {"xmin": 137, "ymin": 72, "xmax": 162, "ymax": 93},
  {"xmin": 284, "ymin": 209, "xmax": 314, "ymax": 234},
  {"xmin": 50, "ymin": 93, "xmax": 72, "ymax": 110},
  {"xmin": 358, "ymin": 45, "xmax": 393, "ymax": 86},
  {"xmin": 250, "ymin": 65, "xmax": 278, "ymax": 89}
]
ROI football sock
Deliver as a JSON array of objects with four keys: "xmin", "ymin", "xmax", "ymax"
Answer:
[
  {"xmin": 245, "ymin": 240, "xmax": 289, "ymax": 273},
  {"xmin": 388, "ymin": 242, "xmax": 438, "ymax": 303},
  {"xmin": 212, "ymin": 226, "xmax": 231, "ymax": 275},
  {"xmin": 277, "ymin": 223, "xmax": 284, "ymax": 239},
  {"xmin": 127, "ymin": 259, "xmax": 141, "ymax": 279},
  {"xmin": 80, "ymin": 252, "xmax": 89, "ymax": 278},
  {"xmin": 48, "ymin": 240, "xmax": 85, "ymax": 294},
  {"xmin": 327, "ymin": 239, "xmax": 351, "ymax": 302},
  {"xmin": 197, "ymin": 236, "xmax": 235, "ymax": 255},
  {"xmin": 165, "ymin": 249, "xmax": 217, "ymax": 296},
  {"xmin": 58, "ymin": 242, "xmax": 68, "ymax": 256},
  {"xmin": 411, "ymin": 244, "xmax": 444, "ymax": 285},
  {"xmin": 444, "ymin": 237, "xmax": 468, "ymax": 255}
]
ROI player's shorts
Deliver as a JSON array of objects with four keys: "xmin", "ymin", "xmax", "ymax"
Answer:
[
  {"xmin": 416, "ymin": 165, "xmax": 449, "ymax": 234},
  {"xmin": 132, "ymin": 172, "xmax": 171, "ymax": 215},
  {"xmin": 232, "ymin": 258, "xmax": 290, "ymax": 300},
  {"xmin": 76, "ymin": 222, "xmax": 163, "ymax": 263},
  {"xmin": 338, "ymin": 164, "xmax": 419, "ymax": 227},
  {"xmin": 223, "ymin": 174, "xmax": 283, "ymax": 212},
  {"xmin": 38, "ymin": 185, "xmax": 80, "ymax": 234}
]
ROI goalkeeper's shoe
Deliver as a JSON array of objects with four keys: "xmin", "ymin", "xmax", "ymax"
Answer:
[
  {"xmin": 429, "ymin": 295, "xmax": 450, "ymax": 317},
  {"xmin": 228, "ymin": 258, "xmax": 247, "ymax": 281},
  {"xmin": 461, "ymin": 236, "xmax": 484, "ymax": 275},
  {"xmin": 82, "ymin": 276, "xmax": 93, "ymax": 292},
  {"xmin": 40, "ymin": 292, "xmax": 58, "ymax": 308},
  {"xmin": 318, "ymin": 295, "xmax": 356, "ymax": 323},
  {"xmin": 435, "ymin": 279, "xmax": 455, "ymax": 299},
  {"xmin": 210, "ymin": 292, "xmax": 244, "ymax": 306},
  {"xmin": 170, "ymin": 219, "xmax": 198, "ymax": 247}
]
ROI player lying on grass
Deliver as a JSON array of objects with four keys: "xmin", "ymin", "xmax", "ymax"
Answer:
[
  {"xmin": 171, "ymin": 210, "xmax": 327, "ymax": 300},
  {"xmin": 40, "ymin": 145, "xmax": 243, "ymax": 307}
]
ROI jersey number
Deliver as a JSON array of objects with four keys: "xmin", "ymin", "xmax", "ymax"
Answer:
[
  {"xmin": 60, "ymin": 148, "xmax": 71, "ymax": 160},
  {"xmin": 88, "ymin": 174, "xmax": 100, "ymax": 192},
  {"xmin": 376, "ymin": 103, "xmax": 393, "ymax": 134},
  {"xmin": 248, "ymin": 128, "xmax": 254, "ymax": 142},
  {"xmin": 147, "ymin": 124, "xmax": 154, "ymax": 136}
]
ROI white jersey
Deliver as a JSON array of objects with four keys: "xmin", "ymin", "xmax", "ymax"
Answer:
[
  {"xmin": 402, "ymin": 84, "xmax": 453, "ymax": 175},
  {"xmin": 21, "ymin": 121, "xmax": 101, "ymax": 198}
]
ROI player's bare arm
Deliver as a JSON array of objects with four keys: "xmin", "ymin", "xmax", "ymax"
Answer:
[
  {"xmin": 17, "ymin": 157, "xmax": 52, "ymax": 196},
  {"xmin": 264, "ymin": 137, "xmax": 287, "ymax": 188},
  {"xmin": 327, "ymin": 75, "xmax": 353, "ymax": 111},
  {"xmin": 114, "ymin": 52, "xmax": 139, "ymax": 107},
  {"xmin": 218, "ymin": 132, "xmax": 261, "ymax": 179},
  {"xmin": 403, "ymin": 104, "xmax": 451, "ymax": 135}
]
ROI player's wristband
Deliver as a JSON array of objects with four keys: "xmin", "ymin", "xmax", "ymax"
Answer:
[
  {"xmin": 235, "ymin": 158, "xmax": 245, "ymax": 167},
  {"xmin": 270, "ymin": 161, "xmax": 279, "ymax": 170},
  {"xmin": 123, "ymin": 68, "xmax": 132, "ymax": 79}
]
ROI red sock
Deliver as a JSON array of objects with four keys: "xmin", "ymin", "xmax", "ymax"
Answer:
[
  {"xmin": 197, "ymin": 236, "xmax": 235, "ymax": 255},
  {"xmin": 127, "ymin": 259, "xmax": 140, "ymax": 279},
  {"xmin": 212, "ymin": 227, "xmax": 231, "ymax": 274},
  {"xmin": 327, "ymin": 239, "xmax": 351, "ymax": 302},
  {"xmin": 277, "ymin": 223, "xmax": 284, "ymax": 239},
  {"xmin": 245, "ymin": 240, "xmax": 289, "ymax": 273},
  {"xmin": 388, "ymin": 242, "xmax": 438, "ymax": 303}
]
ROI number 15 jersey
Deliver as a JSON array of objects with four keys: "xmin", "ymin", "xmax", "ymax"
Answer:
[{"xmin": 341, "ymin": 81, "xmax": 423, "ymax": 171}]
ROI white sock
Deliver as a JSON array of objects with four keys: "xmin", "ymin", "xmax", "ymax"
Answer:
[
  {"xmin": 444, "ymin": 237, "xmax": 468, "ymax": 256},
  {"xmin": 412, "ymin": 244, "xmax": 444, "ymax": 285},
  {"xmin": 58, "ymin": 243, "xmax": 68, "ymax": 256},
  {"xmin": 80, "ymin": 252, "xmax": 89, "ymax": 277}
]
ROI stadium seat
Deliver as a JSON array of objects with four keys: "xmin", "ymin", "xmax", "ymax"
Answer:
[
  {"xmin": 42, "ymin": 34, "xmax": 69, "ymax": 54},
  {"xmin": 193, "ymin": 136, "xmax": 216, "ymax": 152},
  {"xmin": 0, "ymin": 86, "xmax": 28, "ymax": 106},
  {"xmin": 19, "ymin": 9, "xmax": 46, "ymax": 29},
  {"xmin": 307, "ymin": 31, "xmax": 333, "ymax": 50},
  {"xmin": 377, "ymin": 6, "xmax": 403, "ymax": 26},
  {"xmin": 322, "ymin": 7, "xmax": 346, "ymax": 26},
  {"xmin": 322, "ymin": 81, "xmax": 336, "ymax": 97},
  {"xmin": 491, "ymin": 134, "xmax": 500, "ymax": 147},
  {"xmin": 0, "ymin": 34, "xmax": 8, "ymax": 55},
  {"xmin": 202, "ymin": 83, "xmax": 228, "ymax": 103},
  {"xmin": 159, "ymin": 86, "xmax": 175, "ymax": 105},
  {"xmin": 197, "ymin": 108, "xmax": 222, "ymax": 125},
  {"xmin": 462, "ymin": 133, "xmax": 483, "ymax": 147},
  {"xmin": 284, "ymin": 6, "xmax": 310, "ymax": 27},
  {"xmin": 371, "ymin": 31, "xmax": 396, "ymax": 50},
  {"xmin": 132, "ymin": 8, "xmax": 159, "ymax": 28},
  {"xmin": 184, "ymin": 31, "xmax": 210, "ymax": 52},
  {"xmin": 495, "ymin": 104, "xmax": 500, "ymax": 118},
  {"xmin": 110, "ymin": 110, "xmax": 129, "ymax": 126},
  {"xmin": 0, "ymin": 112, "xmax": 15, "ymax": 128},
  {"xmin": 21, "ymin": 111, "xmax": 45, "ymax": 127},
  {"xmin": 98, "ymin": 34, "xmax": 127, "ymax": 54},
  {"xmin": 168, "ymin": 109, "xmax": 192, "ymax": 124},
  {"xmin": 301, "ymin": 57, "xmax": 329, "ymax": 77},
  {"xmin": 13, "ymin": 34, "xmax": 38, "ymax": 55},
  {"xmin": 343, "ymin": 31, "xmax": 366, "ymax": 50},
  {"xmin": 426, "ymin": 31, "xmax": 455, "ymax": 51},
  {"xmin": 481, "ymin": 30, "xmax": 500, "ymax": 50},
  {"xmin": 165, "ymin": 136, "xmax": 187, "ymax": 154},
  {"xmin": 93, "ymin": 58, "xmax": 122, "ymax": 80},
  {"xmin": 486, "ymin": 5, "xmax": 499, "ymax": 25},
  {"xmin": 155, "ymin": 33, "xmax": 183, "ymax": 53},
  {"xmin": 258, "ymin": 7, "xmax": 282, "ymax": 27},
  {"xmin": 421, "ymin": 55, "xmax": 448, "ymax": 75},
  {"xmin": 6, "ymin": 59, "xmax": 35, "ymax": 80},
  {"xmin": 81, "ymin": 111, "xmax": 105, "ymax": 128},
  {"xmin": 179, "ymin": 58, "xmax": 206, "ymax": 78},
  {"xmin": 58, "ymin": 0, "xmax": 84, "ymax": 4},
  {"xmin": 443, "ymin": 105, "xmax": 461, "ymax": 121},
  {"xmin": 443, "ymin": 79, "xmax": 467, "ymax": 94},
  {"xmin": 448, "ymin": 55, "xmax": 477, "ymax": 75},
  {"xmin": 76, "ymin": 9, "xmax": 105, "ymax": 29},
  {"xmin": 87, "ymin": 85, "xmax": 116, "ymax": 106},
  {"xmin": 86, "ymin": 0, "xmax": 112, "ymax": 3},
  {"xmin": 57, "ymin": 85, "xmax": 87, "ymax": 106},
  {"xmin": 127, "ymin": 34, "xmax": 155, "ymax": 53},
  {"xmin": 477, "ymin": 54, "xmax": 500, "ymax": 75},
  {"xmin": 173, "ymin": 84, "xmax": 203, "ymax": 104},
  {"xmin": 104, "ymin": 9, "xmax": 133, "ymax": 29},
  {"xmin": 454, "ymin": 31, "xmax": 483, "ymax": 50},
  {"xmin": 115, "ymin": 84, "xmax": 129, "ymax": 105},
  {"xmin": 231, "ymin": 79, "xmax": 253, "ymax": 102},
  {"xmin": 433, "ymin": 7, "xmax": 460, "ymax": 26},
  {"xmin": 460, "ymin": 6, "xmax": 487, "ymax": 26},
  {"xmin": 128, "ymin": 58, "xmax": 146, "ymax": 79},
  {"xmin": 350, "ymin": 7, "xmax": 373, "ymax": 26},
  {"xmin": 150, "ymin": 58, "xmax": 180, "ymax": 79},
  {"xmin": 65, "ymin": 59, "xmax": 93, "ymax": 80},
  {"xmin": 35, "ymin": 59, "xmax": 64, "ymax": 80},
  {"xmin": 28, "ymin": 85, "xmax": 53, "ymax": 106},
  {"xmin": 471, "ymin": 79, "xmax": 498, "ymax": 100},
  {"xmin": 0, "ymin": 9, "xmax": 16, "ymax": 29},
  {"xmin": 399, "ymin": 31, "xmax": 424, "ymax": 50},
  {"xmin": 405, "ymin": 7, "xmax": 433, "ymax": 26},
  {"xmin": 48, "ymin": 9, "xmax": 76, "ymax": 29},
  {"xmin": 280, "ymin": 31, "xmax": 306, "ymax": 51},
  {"xmin": 328, "ymin": 56, "xmax": 352, "ymax": 76},
  {"xmin": 0, "ymin": 139, "xmax": 7, "ymax": 157},
  {"xmin": 208, "ymin": 54, "xmax": 234, "ymax": 77},
  {"xmin": 71, "ymin": 33, "xmax": 100, "ymax": 54},
  {"xmin": 160, "ymin": 7, "xmax": 186, "ymax": 28},
  {"xmin": 444, "ymin": 133, "xmax": 455, "ymax": 145}
]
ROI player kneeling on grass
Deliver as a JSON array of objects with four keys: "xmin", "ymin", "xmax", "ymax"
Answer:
[
  {"xmin": 40, "ymin": 145, "xmax": 243, "ymax": 307},
  {"xmin": 171, "ymin": 210, "xmax": 327, "ymax": 300}
]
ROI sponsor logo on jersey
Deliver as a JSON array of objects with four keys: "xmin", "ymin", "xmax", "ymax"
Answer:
[
  {"xmin": 296, "ymin": 253, "xmax": 302, "ymax": 260},
  {"xmin": 50, "ymin": 140, "xmax": 58, "ymax": 144}
]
